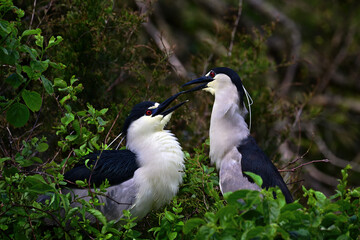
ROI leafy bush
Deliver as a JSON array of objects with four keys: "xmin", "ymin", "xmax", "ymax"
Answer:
[{"xmin": 1, "ymin": 1, "xmax": 359, "ymax": 239}]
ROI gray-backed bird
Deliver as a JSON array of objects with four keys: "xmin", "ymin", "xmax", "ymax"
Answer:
[
  {"xmin": 183, "ymin": 67, "xmax": 293, "ymax": 203},
  {"xmin": 44, "ymin": 93, "xmax": 187, "ymax": 223}
]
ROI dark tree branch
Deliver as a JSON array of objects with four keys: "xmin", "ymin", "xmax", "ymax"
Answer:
[
  {"xmin": 246, "ymin": 0, "xmax": 301, "ymax": 96},
  {"xmin": 279, "ymin": 159, "xmax": 329, "ymax": 172},
  {"xmin": 228, "ymin": 0, "xmax": 243, "ymax": 56},
  {"xmin": 136, "ymin": 0, "xmax": 188, "ymax": 78}
]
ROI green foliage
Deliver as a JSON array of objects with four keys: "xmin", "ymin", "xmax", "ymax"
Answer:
[
  {"xmin": 1, "ymin": 1, "xmax": 359, "ymax": 239},
  {"xmin": 167, "ymin": 166, "xmax": 358, "ymax": 240},
  {"xmin": 1, "ymin": 2, "xmax": 64, "ymax": 127}
]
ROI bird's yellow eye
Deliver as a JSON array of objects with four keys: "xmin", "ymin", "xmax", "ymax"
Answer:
[
  {"xmin": 209, "ymin": 70, "xmax": 216, "ymax": 78},
  {"xmin": 145, "ymin": 110, "xmax": 152, "ymax": 116}
]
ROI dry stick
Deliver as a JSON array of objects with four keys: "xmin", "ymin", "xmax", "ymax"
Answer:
[
  {"xmin": 246, "ymin": 0, "xmax": 301, "ymax": 96},
  {"xmin": 279, "ymin": 159, "xmax": 329, "ymax": 173},
  {"xmin": 61, "ymin": 150, "xmax": 74, "ymax": 174},
  {"xmin": 36, "ymin": 0, "xmax": 55, "ymax": 29},
  {"xmin": 228, "ymin": 0, "xmax": 243, "ymax": 57},
  {"xmin": 103, "ymin": 90, "xmax": 138, "ymax": 147},
  {"xmin": 306, "ymin": 164, "xmax": 339, "ymax": 187},
  {"xmin": 305, "ymin": 123, "xmax": 360, "ymax": 173},
  {"xmin": 317, "ymin": 26, "xmax": 354, "ymax": 93},
  {"xmin": 135, "ymin": 0, "xmax": 187, "ymax": 78},
  {"xmin": 311, "ymin": 95, "xmax": 360, "ymax": 114},
  {"xmin": 280, "ymin": 145, "xmax": 312, "ymax": 170},
  {"xmin": 202, "ymin": 53, "xmax": 214, "ymax": 76},
  {"xmin": 29, "ymin": 0, "xmax": 37, "ymax": 29}
]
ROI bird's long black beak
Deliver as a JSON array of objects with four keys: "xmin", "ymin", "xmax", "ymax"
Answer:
[
  {"xmin": 152, "ymin": 92, "xmax": 188, "ymax": 117},
  {"xmin": 181, "ymin": 76, "xmax": 214, "ymax": 92}
]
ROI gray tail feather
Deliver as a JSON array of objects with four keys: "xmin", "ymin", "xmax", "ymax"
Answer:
[{"xmin": 37, "ymin": 194, "xmax": 52, "ymax": 204}]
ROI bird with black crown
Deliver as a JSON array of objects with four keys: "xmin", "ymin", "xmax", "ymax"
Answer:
[
  {"xmin": 182, "ymin": 67, "xmax": 294, "ymax": 203},
  {"xmin": 39, "ymin": 92, "xmax": 187, "ymax": 224}
]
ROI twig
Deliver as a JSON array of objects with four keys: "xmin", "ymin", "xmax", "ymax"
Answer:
[
  {"xmin": 311, "ymin": 94, "xmax": 360, "ymax": 114},
  {"xmin": 316, "ymin": 25, "xmax": 355, "ymax": 93},
  {"xmin": 280, "ymin": 145, "xmax": 312, "ymax": 170},
  {"xmin": 279, "ymin": 159, "xmax": 329, "ymax": 172},
  {"xmin": 202, "ymin": 53, "xmax": 214, "ymax": 76},
  {"xmin": 135, "ymin": 0, "xmax": 187, "ymax": 78},
  {"xmin": 246, "ymin": 0, "xmax": 301, "ymax": 96},
  {"xmin": 103, "ymin": 90, "xmax": 138, "ymax": 147},
  {"xmin": 61, "ymin": 150, "xmax": 74, "ymax": 174},
  {"xmin": 35, "ymin": 0, "xmax": 55, "ymax": 29},
  {"xmin": 29, "ymin": 0, "xmax": 37, "ymax": 29},
  {"xmin": 305, "ymin": 122, "xmax": 360, "ymax": 173},
  {"xmin": 228, "ymin": 0, "xmax": 243, "ymax": 56},
  {"xmin": 305, "ymin": 164, "xmax": 339, "ymax": 187},
  {"xmin": 106, "ymin": 71, "xmax": 125, "ymax": 92}
]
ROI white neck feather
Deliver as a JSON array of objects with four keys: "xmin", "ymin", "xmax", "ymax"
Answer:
[
  {"xmin": 208, "ymin": 84, "xmax": 249, "ymax": 169},
  {"xmin": 126, "ymin": 130, "xmax": 184, "ymax": 218}
]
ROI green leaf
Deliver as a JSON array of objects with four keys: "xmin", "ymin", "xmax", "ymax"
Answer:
[
  {"xmin": 21, "ymin": 28, "xmax": 41, "ymax": 38},
  {"xmin": 22, "ymin": 89, "xmax": 42, "ymax": 112},
  {"xmin": 5, "ymin": 73, "xmax": 24, "ymax": 88},
  {"xmin": 65, "ymin": 134, "xmax": 79, "ymax": 142},
  {"xmin": 19, "ymin": 45, "xmax": 39, "ymax": 60},
  {"xmin": 244, "ymin": 171, "xmax": 263, "ymax": 187},
  {"xmin": 168, "ymin": 232, "xmax": 177, "ymax": 240},
  {"xmin": 88, "ymin": 209, "xmax": 107, "ymax": 225},
  {"xmin": 25, "ymin": 174, "xmax": 54, "ymax": 193},
  {"xmin": 46, "ymin": 36, "xmax": 63, "ymax": 49},
  {"xmin": 0, "ymin": 47, "xmax": 20, "ymax": 65},
  {"xmin": 31, "ymin": 156, "xmax": 43, "ymax": 163},
  {"xmin": 280, "ymin": 202, "xmax": 303, "ymax": 213},
  {"xmin": 0, "ymin": 157, "xmax": 11, "ymax": 164},
  {"xmin": 40, "ymin": 75, "xmax": 54, "ymax": 94},
  {"xmin": 73, "ymin": 119, "xmax": 81, "ymax": 134},
  {"xmin": 164, "ymin": 210, "xmax": 176, "ymax": 222},
  {"xmin": 34, "ymin": 34, "xmax": 43, "ymax": 48},
  {"xmin": 31, "ymin": 60, "xmax": 49, "ymax": 73},
  {"xmin": 61, "ymin": 112, "xmax": 74, "ymax": 126},
  {"xmin": 6, "ymin": 102, "xmax": 29, "ymax": 127},
  {"xmin": 36, "ymin": 143, "xmax": 49, "ymax": 152},
  {"xmin": 22, "ymin": 65, "xmax": 34, "ymax": 79},
  {"xmin": 97, "ymin": 116, "xmax": 107, "ymax": 126},
  {"xmin": 49, "ymin": 61, "xmax": 66, "ymax": 70},
  {"xmin": 54, "ymin": 78, "xmax": 67, "ymax": 88},
  {"xmin": 99, "ymin": 108, "xmax": 108, "ymax": 115}
]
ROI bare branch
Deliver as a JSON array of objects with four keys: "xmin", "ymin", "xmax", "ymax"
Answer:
[
  {"xmin": 104, "ymin": 90, "xmax": 138, "ymax": 147},
  {"xmin": 317, "ymin": 25, "xmax": 355, "ymax": 93},
  {"xmin": 136, "ymin": 0, "xmax": 188, "ymax": 78},
  {"xmin": 311, "ymin": 94, "xmax": 360, "ymax": 114},
  {"xmin": 106, "ymin": 71, "xmax": 125, "ymax": 92},
  {"xmin": 279, "ymin": 159, "xmax": 329, "ymax": 172},
  {"xmin": 228, "ymin": 0, "xmax": 243, "ymax": 56},
  {"xmin": 29, "ymin": 0, "xmax": 37, "ymax": 29},
  {"xmin": 246, "ymin": 0, "xmax": 301, "ymax": 95},
  {"xmin": 305, "ymin": 164, "xmax": 339, "ymax": 187},
  {"xmin": 305, "ymin": 123, "xmax": 360, "ymax": 173}
]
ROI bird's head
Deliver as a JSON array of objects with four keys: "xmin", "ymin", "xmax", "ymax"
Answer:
[
  {"xmin": 122, "ymin": 92, "xmax": 187, "ymax": 138},
  {"xmin": 182, "ymin": 67, "xmax": 245, "ymax": 106}
]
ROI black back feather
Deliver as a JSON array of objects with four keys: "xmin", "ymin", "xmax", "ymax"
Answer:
[
  {"xmin": 238, "ymin": 136, "xmax": 294, "ymax": 203},
  {"xmin": 64, "ymin": 150, "xmax": 139, "ymax": 187}
]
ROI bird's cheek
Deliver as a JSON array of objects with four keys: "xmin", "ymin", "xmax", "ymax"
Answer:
[
  {"xmin": 204, "ymin": 87, "xmax": 215, "ymax": 95},
  {"xmin": 161, "ymin": 114, "xmax": 172, "ymax": 125}
]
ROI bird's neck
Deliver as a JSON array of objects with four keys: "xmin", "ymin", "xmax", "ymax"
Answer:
[
  {"xmin": 126, "ymin": 130, "xmax": 184, "ymax": 218},
  {"xmin": 209, "ymin": 93, "xmax": 249, "ymax": 169}
]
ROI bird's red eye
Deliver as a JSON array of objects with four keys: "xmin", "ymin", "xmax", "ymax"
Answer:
[
  {"xmin": 145, "ymin": 110, "xmax": 152, "ymax": 116},
  {"xmin": 209, "ymin": 70, "xmax": 215, "ymax": 78}
]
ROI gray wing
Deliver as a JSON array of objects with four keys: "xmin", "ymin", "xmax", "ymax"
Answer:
[
  {"xmin": 64, "ymin": 178, "xmax": 138, "ymax": 223},
  {"xmin": 219, "ymin": 147, "xmax": 261, "ymax": 194}
]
